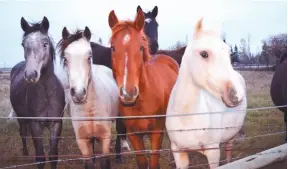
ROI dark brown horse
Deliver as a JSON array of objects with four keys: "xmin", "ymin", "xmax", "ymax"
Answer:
[
  {"xmin": 10, "ymin": 17, "xmax": 65, "ymax": 169},
  {"xmin": 108, "ymin": 9, "xmax": 179, "ymax": 169},
  {"xmin": 270, "ymin": 50, "xmax": 287, "ymax": 140}
]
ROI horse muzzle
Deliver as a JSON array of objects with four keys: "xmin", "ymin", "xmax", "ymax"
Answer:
[
  {"xmin": 119, "ymin": 86, "xmax": 139, "ymax": 106},
  {"xmin": 70, "ymin": 87, "xmax": 87, "ymax": 104},
  {"xmin": 24, "ymin": 70, "xmax": 39, "ymax": 84},
  {"xmin": 221, "ymin": 85, "xmax": 242, "ymax": 108}
]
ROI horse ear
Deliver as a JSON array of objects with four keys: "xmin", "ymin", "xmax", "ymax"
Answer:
[
  {"xmin": 83, "ymin": 26, "xmax": 91, "ymax": 41},
  {"xmin": 137, "ymin": 5, "xmax": 142, "ymax": 13},
  {"xmin": 20, "ymin": 17, "xmax": 30, "ymax": 32},
  {"xmin": 134, "ymin": 9, "xmax": 145, "ymax": 31},
  {"xmin": 62, "ymin": 27, "xmax": 70, "ymax": 40},
  {"xmin": 41, "ymin": 16, "xmax": 50, "ymax": 32},
  {"xmin": 152, "ymin": 6, "xmax": 158, "ymax": 18},
  {"xmin": 108, "ymin": 10, "xmax": 119, "ymax": 29},
  {"xmin": 194, "ymin": 17, "xmax": 204, "ymax": 38}
]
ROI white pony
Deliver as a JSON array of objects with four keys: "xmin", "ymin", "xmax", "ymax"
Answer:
[
  {"xmin": 56, "ymin": 26, "xmax": 119, "ymax": 169},
  {"xmin": 165, "ymin": 17, "xmax": 247, "ymax": 169}
]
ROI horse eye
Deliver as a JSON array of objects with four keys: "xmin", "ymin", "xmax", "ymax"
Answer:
[
  {"xmin": 43, "ymin": 43, "xmax": 48, "ymax": 48},
  {"xmin": 88, "ymin": 55, "xmax": 92, "ymax": 62},
  {"xmin": 111, "ymin": 46, "xmax": 115, "ymax": 52},
  {"xmin": 140, "ymin": 46, "xmax": 144, "ymax": 52},
  {"xmin": 200, "ymin": 51, "xmax": 209, "ymax": 58},
  {"xmin": 63, "ymin": 57, "xmax": 67, "ymax": 64}
]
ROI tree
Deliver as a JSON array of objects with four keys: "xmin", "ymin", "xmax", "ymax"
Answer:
[
  {"xmin": 98, "ymin": 38, "xmax": 103, "ymax": 45},
  {"xmin": 230, "ymin": 45, "xmax": 233, "ymax": 55},
  {"xmin": 261, "ymin": 33, "xmax": 287, "ymax": 66},
  {"xmin": 261, "ymin": 41, "xmax": 269, "ymax": 67},
  {"xmin": 239, "ymin": 38, "xmax": 249, "ymax": 63},
  {"xmin": 233, "ymin": 45, "xmax": 240, "ymax": 63},
  {"xmin": 234, "ymin": 45, "xmax": 238, "ymax": 53}
]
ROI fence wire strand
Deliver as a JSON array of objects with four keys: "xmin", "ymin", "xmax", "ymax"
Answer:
[
  {"xmin": 0, "ymin": 131, "xmax": 286, "ymax": 169},
  {"xmin": 4, "ymin": 105, "xmax": 287, "ymax": 120}
]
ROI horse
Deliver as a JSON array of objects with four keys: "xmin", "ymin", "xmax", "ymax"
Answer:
[
  {"xmin": 270, "ymin": 50, "xmax": 287, "ymax": 140},
  {"xmin": 9, "ymin": 16, "xmax": 65, "ymax": 169},
  {"xmin": 54, "ymin": 27, "xmax": 131, "ymax": 164},
  {"xmin": 165, "ymin": 17, "xmax": 247, "ymax": 169},
  {"xmin": 56, "ymin": 26, "xmax": 126, "ymax": 169},
  {"xmin": 108, "ymin": 9, "xmax": 179, "ymax": 169},
  {"xmin": 137, "ymin": 5, "xmax": 159, "ymax": 55},
  {"xmin": 91, "ymin": 5, "xmax": 159, "ymax": 69}
]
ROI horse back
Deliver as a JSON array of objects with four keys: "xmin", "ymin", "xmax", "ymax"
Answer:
[{"xmin": 155, "ymin": 46, "xmax": 186, "ymax": 65}]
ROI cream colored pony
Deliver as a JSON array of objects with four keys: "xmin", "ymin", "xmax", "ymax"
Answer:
[
  {"xmin": 56, "ymin": 26, "xmax": 119, "ymax": 169},
  {"xmin": 165, "ymin": 18, "xmax": 247, "ymax": 169}
]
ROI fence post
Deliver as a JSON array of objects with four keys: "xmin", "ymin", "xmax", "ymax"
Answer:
[{"xmin": 216, "ymin": 143, "xmax": 287, "ymax": 169}]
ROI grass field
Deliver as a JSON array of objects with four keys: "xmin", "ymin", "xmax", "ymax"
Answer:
[{"xmin": 0, "ymin": 71, "xmax": 286, "ymax": 169}]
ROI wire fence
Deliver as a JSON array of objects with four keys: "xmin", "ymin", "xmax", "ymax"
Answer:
[
  {"xmin": 0, "ymin": 104, "xmax": 286, "ymax": 168},
  {"xmin": 0, "ymin": 62, "xmax": 277, "ymax": 73},
  {"xmin": 5, "ymin": 105, "xmax": 287, "ymax": 121},
  {"xmin": 0, "ymin": 131, "xmax": 286, "ymax": 169}
]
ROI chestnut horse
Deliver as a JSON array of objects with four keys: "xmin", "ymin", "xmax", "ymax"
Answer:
[{"xmin": 108, "ymin": 9, "xmax": 179, "ymax": 169}]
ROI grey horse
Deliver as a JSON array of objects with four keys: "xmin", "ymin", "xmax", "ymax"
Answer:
[{"xmin": 9, "ymin": 16, "xmax": 65, "ymax": 169}]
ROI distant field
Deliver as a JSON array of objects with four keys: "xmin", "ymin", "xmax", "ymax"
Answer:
[{"xmin": 0, "ymin": 71, "xmax": 286, "ymax": 169}]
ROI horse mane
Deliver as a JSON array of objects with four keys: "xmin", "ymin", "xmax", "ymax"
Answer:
[
  {"xmin": 56, "ymin": 29, "xmax": 85, "ymax": 63},
  {"xmin": 110, "ymin": 21, "xmax": 151, "ymax": 62},
  {"xmin": 22, "ymin": 22, "xmax": 55, "ymax": 61}
]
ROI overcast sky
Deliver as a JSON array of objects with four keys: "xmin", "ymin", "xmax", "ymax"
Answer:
[{"xmin": 0, "ymin": 0, "xmax": 286, "ymax": 67}]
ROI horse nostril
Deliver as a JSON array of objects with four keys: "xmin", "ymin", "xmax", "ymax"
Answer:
[
  {"xmin": 24, "ymin": 71, "xmax": 28, "ymax": 78},
  {"xmin": 132, "ymin": 87, "xmax": 139, "ymax": 97},
  {"xmin": 83, "ymin": 88, "xmax": 86, "ymax": 95},
  {"xmin": 70, "ymin": 87, "xmax": 76, "ymax": 96},
  {"xmin": 32, "ymin": 70, "xmax": 38, "ymax": 78},
  {"xmin": 228, "ymin": 87, "xmax": 238, "ymax": 103},
  {"xmin": 119, "ymin": 87, "xmax": 124, "ymax": 97}
]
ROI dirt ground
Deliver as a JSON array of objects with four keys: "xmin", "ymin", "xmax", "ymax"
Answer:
[{"xmin": 0, "ymin": 70, "xmax": 286, "ymax": 169}]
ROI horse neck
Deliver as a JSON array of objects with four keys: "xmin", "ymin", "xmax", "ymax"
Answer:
[
  {"xmin": 40, "ymin": 56, "xmax": 54, "ymax": 80},
  {"xmin": 138, "ymin": 62, "xmax": 151, "ymax": 97},
  {"xmin": 172, "ymin": 61, "xmax": 201, "ymax": 113},
  {"xmin": 85, "ymin": 71, "xmax": 96, "ymax": 104}
]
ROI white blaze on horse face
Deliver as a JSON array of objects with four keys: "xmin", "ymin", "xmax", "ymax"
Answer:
[
  {"xmin": 24, "ymin": 32, "xmax": 47, "ymax": 80},
  {"xmin": 145, "ymin": 18, "xmax": 152, "ymax": 23},
  {"xmin": 65, "ymin": 38, "xmax": 91, "ymax": 93},
  {"xmin": 122, "ymin": 34, "xmax": 130, "ymax": 45},
  {"xmin": 123, "ymin": 52, "xmax": 128, "ymax": 93}
]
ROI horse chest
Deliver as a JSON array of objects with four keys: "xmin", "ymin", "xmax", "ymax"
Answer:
[{"xmin": 26, "ymin": 84, "xmax": 50, "ymax": 114}]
